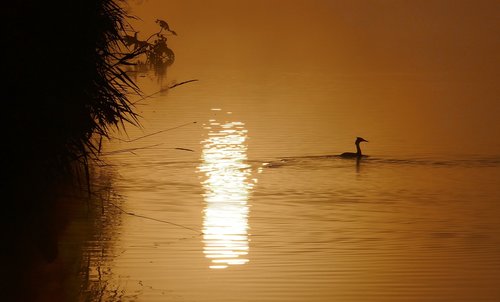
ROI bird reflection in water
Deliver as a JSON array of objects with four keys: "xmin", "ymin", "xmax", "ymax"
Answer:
[{"xmin": 198, "ymin": 117, "xmax": 253, "ymax": 269}]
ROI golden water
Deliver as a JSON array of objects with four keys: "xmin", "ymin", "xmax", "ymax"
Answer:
[
  {"xmin": 92, "ymin": 72, "xmax": 500, "ymax": 301},
  {"xmin": 87, "ymin": 1, "xmax": 500, "ymax": 300},
  {"xmin": 199, "ymin": 118, "xmax": 252, "ymax": 269}
]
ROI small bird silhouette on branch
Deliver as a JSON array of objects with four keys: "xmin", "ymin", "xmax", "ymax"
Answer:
[{"xmin": 155, "ymin": 19, "xmax": 177, "ymax": 36}]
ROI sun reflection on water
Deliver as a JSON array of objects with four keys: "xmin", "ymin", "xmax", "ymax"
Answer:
[{"xmin": 198, "ymin": 118, "xmax": 253, "ymax": 269}]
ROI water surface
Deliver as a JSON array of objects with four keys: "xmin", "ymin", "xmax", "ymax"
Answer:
[
  {"xmin": 91, "ymin": 1, "xmax": 500, "ymax": 300},
  {"xmin": 96, "ymin": 85, "xmax": 500, "ymax": 301}
]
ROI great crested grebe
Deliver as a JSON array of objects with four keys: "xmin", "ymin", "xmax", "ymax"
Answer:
[{"xmin": 340, "ymin": 137, "xmax": 368, "ymax": 158}]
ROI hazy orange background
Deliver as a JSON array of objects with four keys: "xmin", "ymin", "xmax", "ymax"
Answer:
[{"xmin": 125, "ymin": 0, "xmax": 499, "ymax": 155}]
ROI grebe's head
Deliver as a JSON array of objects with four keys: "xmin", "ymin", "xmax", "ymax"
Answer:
[{"xmin": 356, "ymin": 137, "xmax": 368, "ymax": 144}]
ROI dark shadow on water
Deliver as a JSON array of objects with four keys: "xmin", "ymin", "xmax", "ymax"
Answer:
[{"xmin": 1, "ymin": 164, "xmax": 125, "ymax": 302}]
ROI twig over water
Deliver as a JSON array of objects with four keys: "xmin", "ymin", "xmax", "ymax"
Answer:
[
  {"xmin": 168, "ymin": 79, "xmax": 198, "ymax": 89},
  {"xmin": 107, "ymin": 201, "xmax": 202, "ymax": 234},
  {"xmin": 132, "ymin": 79, "xmax": 199, "ymax": 105},
  {"xmin": 102, "ymin": 143, "xmax": 163, "ymax": 155},
  {"xmin": 113, "ymin": 121, "xmax": 197, "ymax": 143},
  {"xmin": 102, "ymin": 144, "xmax": 195, "ymax": 156}
]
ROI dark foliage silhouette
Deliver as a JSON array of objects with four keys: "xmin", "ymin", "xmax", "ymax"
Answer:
[
  {"xmin": 1, "ymin": 1, "xmax": 156, "ymax": 300},
  {"xmin": 3, "ymin": 0, "xmax": 143, "ymax": 207},
  {"xmin": 124, "ymin": 19, "xmax": 176, "ymax": 81}
]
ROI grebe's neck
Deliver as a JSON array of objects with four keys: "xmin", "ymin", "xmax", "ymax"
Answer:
[{"xmin": 356, "ymin": 141, "xmax": 362, "ymax": 156}]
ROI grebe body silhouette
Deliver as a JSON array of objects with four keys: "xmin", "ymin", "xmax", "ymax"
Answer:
[{"xmin": 340, "ymin": 137, "xmax": 368, "ymax": 158}]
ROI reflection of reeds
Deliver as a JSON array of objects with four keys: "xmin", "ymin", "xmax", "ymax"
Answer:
[
  {"xmin": 74, "ymin": 167, "xmax": 136, "ymax": 302},
  {"xmin": 43, "ymin": 165, "xmax": 138, "ymax": 302}
]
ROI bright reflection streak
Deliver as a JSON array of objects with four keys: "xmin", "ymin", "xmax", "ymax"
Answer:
[{"xmin": 199, "ymin": 118, "xmax": 253, "ymax": 269}]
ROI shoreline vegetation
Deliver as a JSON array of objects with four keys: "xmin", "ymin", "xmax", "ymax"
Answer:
[{"xmin": 2, "ymin": 1, "xmax": 175, "ymax": 300}]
